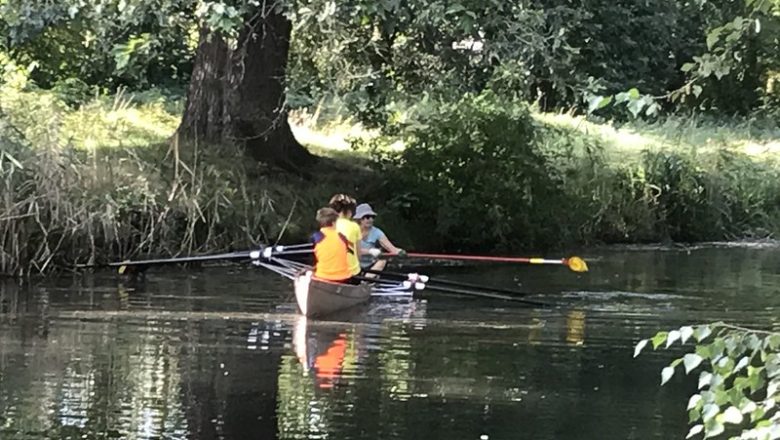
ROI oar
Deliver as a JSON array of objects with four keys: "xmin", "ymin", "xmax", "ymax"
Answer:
[
  {"xmin": 362, "ymin": 269, "xmax": 531, "ymax": 297},
  {"xmin": 75, "ymin": 244, "xmax": 314, "ymax": 274},
  {"xmin": 388, "ymin": 252, "xmax": 589, "ymax": 273},
  {"xmin": 73, "ymin": 250, "xmax": 252, "ymax": 273},
  {"xmin": 353, "ymin": 271, "xmax": 550, "ymax": 307},
  {"xmin": 422, "ymin": 285, "xmax": 549, "ymax": 306}
]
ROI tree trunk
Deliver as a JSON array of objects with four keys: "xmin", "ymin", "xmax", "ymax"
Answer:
[
  {"xmin": 177, "ymin": 8, "xmax": 314, "ymax": 171},
  {"xmin": 179, "ymin": 27, "xmax": 230, "ymax": 143}
]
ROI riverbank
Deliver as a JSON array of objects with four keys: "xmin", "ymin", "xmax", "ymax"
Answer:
[{"xmin": 1, "ymin": 84, "xmax": 779, "ymax": 275}]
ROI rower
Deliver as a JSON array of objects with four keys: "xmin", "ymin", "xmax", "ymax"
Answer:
[
  {"xmin": 311, "ymin": 207, "xmax": 358, "ymax": 285},
  {"xmin": 328, "ymin": 194, "xmax": 362, "ymax": 278},
  {"xmin": 354, "ymin": 203, "xmax": 406, "ymax": 273}
]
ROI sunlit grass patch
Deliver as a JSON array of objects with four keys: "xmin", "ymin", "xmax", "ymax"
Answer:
[{"xmin": 534, "ymin": 112, "xmax": 780, "ymax": 163}]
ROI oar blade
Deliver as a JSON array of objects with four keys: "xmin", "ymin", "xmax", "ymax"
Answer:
[
  {"xmin": 566, "ymin": 256, "xmax": 588, "ymax": 273},
  {"xmin": 117, "ymin": 261, "xmax": 130, "ymax": 275}
]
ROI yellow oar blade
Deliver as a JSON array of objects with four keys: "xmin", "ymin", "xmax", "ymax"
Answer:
[
  {"xmin": 566, "ymin": 256, "xmax": 588, "ymax": 273},
  {"xmin": 117, "ymin": 260, "xmax": 130, "ymax": 275}
]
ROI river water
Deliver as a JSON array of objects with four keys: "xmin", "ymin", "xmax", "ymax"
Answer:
[{"xmin": 1, "ymin": 244, "xmax": 779, "ymax": 439}]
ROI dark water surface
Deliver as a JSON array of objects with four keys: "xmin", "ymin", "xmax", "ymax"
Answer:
[{"xmin": 2, "ymin": 244, "xmax": 780, "ymax": 439}]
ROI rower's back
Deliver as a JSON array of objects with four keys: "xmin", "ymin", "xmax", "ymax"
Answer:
[{"xmin": 312, "ymin": 208, "xmax": 352, "ymax": 282}]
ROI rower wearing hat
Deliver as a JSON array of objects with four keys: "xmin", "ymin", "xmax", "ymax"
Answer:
[{"xmin": 354, "ymin": 203, "xmax": 406, "ymax": 273}]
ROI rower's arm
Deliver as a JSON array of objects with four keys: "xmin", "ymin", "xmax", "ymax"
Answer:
[{"xmin": 378, "ymin": 235, "xmax": 402, "ymax": 254}]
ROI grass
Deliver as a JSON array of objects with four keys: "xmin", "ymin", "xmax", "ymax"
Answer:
[{"xmin": 534, "ymin": 112, "xmax": 780, "ymax": 164}]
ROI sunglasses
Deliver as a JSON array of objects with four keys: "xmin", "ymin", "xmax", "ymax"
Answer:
[{"xmin": 362, "ymin": 215, "xmax": 376, "ymax": 219}]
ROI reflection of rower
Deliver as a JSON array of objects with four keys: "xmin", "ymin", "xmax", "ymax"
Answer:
[
  {"xmin": 313, "ymin": 333, "xmax": 348, "ymax": 389},
  {"xmin": 291, "ymin": 300, "xmax": 427, "ymax": 388},
  {"xmin": 293, "ymin": 315, "xmax": 354, "ymax": 390}
]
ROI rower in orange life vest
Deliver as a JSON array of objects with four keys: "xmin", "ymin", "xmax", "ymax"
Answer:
[{"xmin": 310, "ymin": 207, "xmax": 359, "ymax": 285}]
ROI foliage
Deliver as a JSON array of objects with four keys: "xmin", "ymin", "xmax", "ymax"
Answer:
[
  {"xmin": 674, "ymin": 0, "xmax": 780, "ymax": 113},
  {"xmin": 0, "ymin": 0, "xmax": 196, "ymax": 90},
  {"xmin": 635, "ymin": 323, "xmax": 780, "ymax": 439},
  {"xmin": 353, "ymin": 94, "xmax": 780, "ymax": 249},
  {"xmin": 288, "ymin": 0, "xmax": 710, "ymax": 123},
  {"xmin": 361, "ymin": 90, "xmax": 572, "ymax": 251},
  {"xmin": 1, "ymin": 0, "xmax": 778, "ymax": 118}
]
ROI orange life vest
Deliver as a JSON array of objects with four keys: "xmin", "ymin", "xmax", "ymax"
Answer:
[{"xmin": 312, "ymin": 227, "xmax": 353, "ymax": 281}]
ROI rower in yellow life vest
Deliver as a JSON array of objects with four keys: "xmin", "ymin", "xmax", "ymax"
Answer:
[
  {"xmin": 328, "ymin": 194, "xmax": 362, "ymax": 277},
  {"xmin": 311, "ymin": 207, "xmax": 356, "ymax": 284}
]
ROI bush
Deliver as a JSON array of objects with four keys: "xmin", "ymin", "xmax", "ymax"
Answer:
[
  {"xmin": 360, "ymin": 94, "xmax": 780, "ymax": 250},
  {"xmin": 371, "ymin": 91, "xmax": 573, "ymax": 251},
  {"xmin": 51, "ymin": 77, "xmax": 93, "ymax": 108}
]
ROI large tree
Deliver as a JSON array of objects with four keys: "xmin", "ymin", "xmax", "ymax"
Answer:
[{"xmin": 177, "ymin": 2, "xmax": 314, "ymax": 170}]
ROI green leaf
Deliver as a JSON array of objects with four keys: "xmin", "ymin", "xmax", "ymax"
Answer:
[
  {"xmin": 765, "ymin": 334, "xmax": 780, "ymax": 350},
  {"xmin": 695, "ymin": 326, "xmax": 712, "ymax": 343},
  {"xmin": 751, "ymin": 406, "xmax": 766, "ymax": 422},
  {"xmin": 713, "ymin": 389, "xmax": 729, "ymax": 406},
  {"xmin": 703, "ymin": 419, "xmax": 724, "ymax": 439},
  {"xmin": 615, "ymin": 92, "xmax": 630, "ymax": 104},
  {"xmin": 681, "ymin": 63, "xmax": 697, "ymax": 73},
  {"xmin": 446, "ymin": 4, "xmax": 465, "ymax": 14},
  {"xmin": 686, "ymin": 424, "xmax": 703, "ymax": 439},
  {"xmin": 767, "ymin": 379, "xmax": 779, "ymax": 397},
  {"xmin": 722, "ymin": 406, "xmax": 742, "ymax": 424},
  {"xmin": 699, "ymin": 372, "xmax": 713, "ymax": 389},
  {"xmin": 734, "ymin": 356, "xmax": 749, "ymax": 373},
  {"xmin": 734, "ymin": 377, "xmax": 748, "ymax": 392},
  {"xmin": 766, "ymin": 362, "xmax": 780, "ymax": 379},
  {"xmin": 692, "ymin": 85, "xmax": 703, "ymax": 98},
  {"xmin": 627, "ymin": 99, "xmax": 646, "ymax": 118},
  {"xmin": 634, "ymin": 339, "xmax": 649, "ymax": 358},
  {"xmin": 716, "ymin": 357, "xmax": 735, "ymax": 375},
  {"xmin": 710, "ymin": 374, "xmax": 725, "ymax": 389},
  {"xmin": 690, "ymin": 407, "xmax": 702, "ymax": 423},
  {"xmin": 685, "ymin": 354, "xmax": 704, "ymax": 374},
  {"xmin": 688, "ymin": 394, "xmax": 703, "ymax": 410},
  {"xmin": 739, "ymin": 399, "xmax": 756, "ymax": 415},
  {"xmin": 746, "ymin": 334, "xmax": 761, "ymax": 351},
  {"xmin": 680, "ymin": 326, "xmax": 694, "ymax": 344},
  {"xmin": 628, "ymin": 88, "xmax": 640, "ymax": 99},
  {"xmin": 749, "ymin": 371, "xmax": 765, "ymax": 393},
  {"xmin": 661, "ymin": 366, "xmax": 675, "ymax": 385},
  {"xmin": 667, "ymin": 330, "xmax": 682, "ymax": 348},
  {"xmin": 652, "ymin": 332, "xmax": 669, "ymax": 349},
  {"xmin": 587, "ymin": 95, "xmax": 612, "ymax": 114},
  {"xmin": 702, "ymin": 403, "xmax": 720, "ymax": 423},
  {"xmin": 706, "ymin": 28, "xmax": 722, "ymax": 50}
]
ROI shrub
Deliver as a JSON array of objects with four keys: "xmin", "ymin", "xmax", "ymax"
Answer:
[{"xmin": 373, "ymin": 90, "xmax": 573, "ymax": 251}]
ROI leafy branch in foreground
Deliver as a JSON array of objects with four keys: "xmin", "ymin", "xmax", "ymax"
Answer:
[{"xmin": 635, "ymin": 322, "xmax": 780, "ymax": 439}]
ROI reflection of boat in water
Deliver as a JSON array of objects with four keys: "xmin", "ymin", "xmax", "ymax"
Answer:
[{"xmin": 291, "ymin": 300, "xmax": 427, "ymax": 389}]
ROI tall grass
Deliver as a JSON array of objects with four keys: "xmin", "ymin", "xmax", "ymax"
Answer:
[{"xmin": 0, "ymin": 71, "xmax": 360, "ymax": 276}]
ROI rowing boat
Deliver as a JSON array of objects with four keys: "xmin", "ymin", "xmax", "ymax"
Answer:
[
  {"xmin": 294, "ymin": 271, "xmax": 372, "ymax": 317},
  {"xmin": 90, "ymin": 244, "xmax": 585, "ymax": 316}
]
